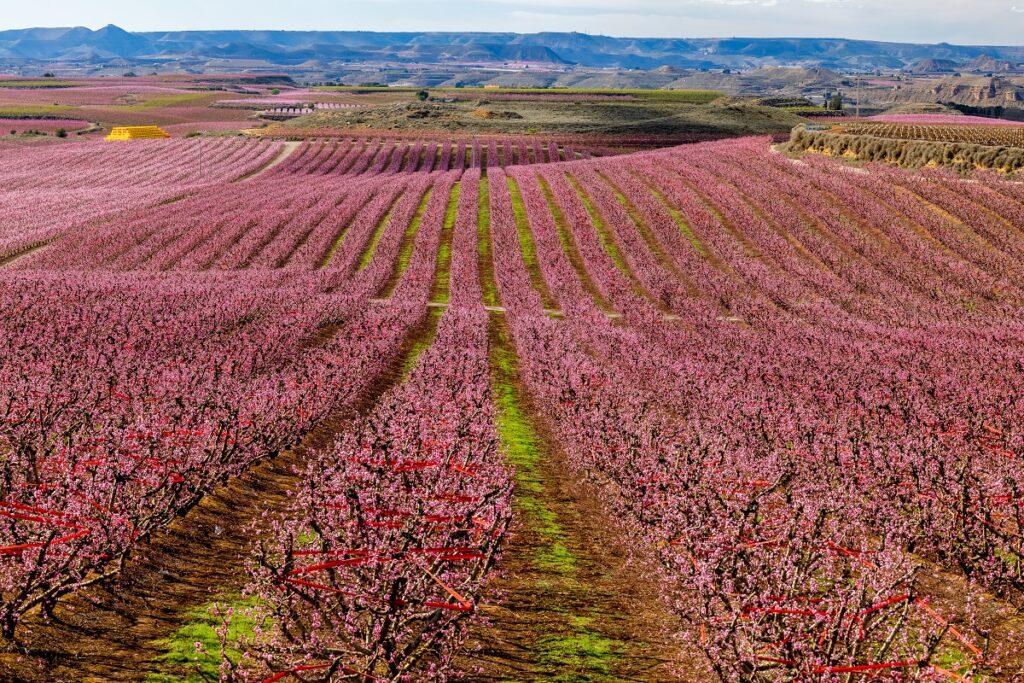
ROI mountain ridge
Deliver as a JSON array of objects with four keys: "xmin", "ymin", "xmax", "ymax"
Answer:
[{"xmin": 1, "ymin": 26, "xmax": 1024, "ymax": 71}]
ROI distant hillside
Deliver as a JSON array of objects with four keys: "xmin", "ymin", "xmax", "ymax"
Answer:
[
  {"xmin": 964, "ymin": 54, "xmax": 1022, "ymax": 73},
  {"xmin": 908, "ymin": 58, "xmax": 961, "ymax": 74},
  {"xmin": 881, "ymin": 75, "xmax": 1024, "ymax": 108},
  {"xmin": 2, "ymin": 26, "xmax": 1024, "ymax": 72}
]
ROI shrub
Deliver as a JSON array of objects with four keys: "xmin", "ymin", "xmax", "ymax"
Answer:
[{"xmin": 787, "ymin": 125, "xmax": 1024, "ymax": 174}]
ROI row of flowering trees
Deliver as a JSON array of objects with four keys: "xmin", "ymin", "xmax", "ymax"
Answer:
[
  {"xmin": 0, "ymin": 138, "xmax": 281, "ymax": 262},
  {"xmin": 28, "ymin": 171, "xmax": 469, "ymax": 275},
  {"xmin": 8, "ymin": 132, "xmax": 1024, "ymax": 679},
  {"xmin": 485, "ymin": 141, "xmax": 1024, "ymax": 680},
  {"xmin": 218, "ymin": 169, "xmax": 511, "ymax": 681},
  {"xmin": 266, "ymin": 137, "xmax": 588, "ymax": 178},
  {"xmin": 0, "ymin": 271, "xmax": 435, "ymax": 642}
]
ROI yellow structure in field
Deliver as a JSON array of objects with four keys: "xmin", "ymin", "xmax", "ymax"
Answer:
[{"xmin": 105, "ymin": 126, "xmax": 170, "ymax": 141}]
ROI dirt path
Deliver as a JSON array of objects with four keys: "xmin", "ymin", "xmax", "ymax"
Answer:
[
  {"xmin": 0, "ymin": 242, "xmax": 50, "ymax": 269},
  {"xmin": 455, "ymin": 315, "xmax": 702, "ymax": 682},
  {"xmin": 239, "ymin": 141, "xmax": 301, "ymax": 182},
  {"xmin": 0, "ymin": 311, "xmax": 439, "ymax": 683}
]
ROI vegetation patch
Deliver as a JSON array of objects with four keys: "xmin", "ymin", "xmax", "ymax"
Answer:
[
  {"xmin": 380, "ymin": 187, "xmax": 435, "ymax": 297},
  {"xmin": 535, "ymin": 619, "xmax": 621, "ymax": 683},
  {"xmin": 145, "ymin": 597, "xmax": 261, "ymax": 683},
  {"xmin": 478, "ymin": 175, "xmax": 501, "ymax": 307},
  {"xmin": 788, "ymin": 124, "xmax": 1024, "ymax": 174},
  {"xmin": 506, "ymin": 176, "xmax": 560, "ymax": 312},
  {"xmin": 431, "ymin": 181, "xmax": 461, "ymax": 304},
  {"xmin": 356, "ymin": 191, "xmax": 405, "ymax": 271},
  {"xmin": 488, "ymin": 317, "xmax": 627, "ymax": 680}
]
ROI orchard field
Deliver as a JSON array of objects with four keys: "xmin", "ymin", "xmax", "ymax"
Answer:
[{"xmin": 1, "ymin": 128, "xmax": 1024, "ymax": 683}]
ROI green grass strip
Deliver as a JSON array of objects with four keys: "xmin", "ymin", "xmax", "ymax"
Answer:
[
  {"xmin": 507, "ymin": 176, "xmax": 560, "ymax": 312},
  {"xmin": 319, "ymin": 223, "xmax": 350, "ymax": 268},
  {"xmin": 356, "ymin": 192, "xmax": 404, "ymax": 272},
  {"xmin": 320, "ymin": 189, "xmax": 391, "ymax": 269},
  {"xmin": 489, "ymin": 315, "xmax": 621, "ymax": 680},
  {"xmin": 431, "ymin": 181, "xmax": 461, "ymax": 304},
  {"xmin": 0, "ymin": 105, "xmax": 77, "ymax": 117},
  {"xmin": 596, "ymin": 171, "xmax": 699, "ymax": 299},
  {"xmin": 123, "ymin": 93, "xmax": 213, "ymax": 111},
  {"xmin": 490, "ymin": 316, "xmax": 573, "ymax": 572},
  {"xmin": 536, "ymin": 618, "xmax": 619, "ymax": 683},
  {"xmin": 145, "ymin": 597, "xmax": 262, "ymax": 683},
  {"xmin": 643, "ymin": 180, "xmax": 710, "ymax": 257},
  {"xmin": 400, "ymin": 307, "xmax": 444, "ymax": 381},
  {"xmin": 564, "ymin": 173, "xmax": 642, "ymax": 288},
  {"xmin": 379, "ymin": 187, "xmax": 435, "ymax": 298},
  {"xmin": 0, "ymin": 80, "xmax": 76, "ymax": 88},
  {"xmin": 537, "ymin": 175, "xmax": 616, "ymax": 315},
  {"xmin": 478, "ymin": 176, "xmax": 502, "ymax": 308}
]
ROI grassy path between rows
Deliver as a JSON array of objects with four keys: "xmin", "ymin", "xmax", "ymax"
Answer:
[
  {"xmin": 537, "ymin": 175, "xmax": 617, "ymax": 317},
  {"xmin": 565, "ymin": 173, "xmax": 665, "ymax": 311},
  {"xmin": 506, "ymin": 176, "xmax": 559, "ymax": 312},
  {"xmin": 0, "ymin": 307, "xmax": 443, "ymax": 683},
  {"xmin": 379, "ymin": 187, "xmax": 435, "ymax": 298},
  {"xmin": 0, "ymin": 206, "xmax": 459, "ymax": 682},
  {"xmin": 457, "ymin": 314, "xmax": 693, "ymax": 682},
  {"xmin": 457, "ymin": 176, "xmax": 693, "ymax": 680},
  {"xmin": 431, "ymin": 181, "xmax": 462, "ymax": 305}
]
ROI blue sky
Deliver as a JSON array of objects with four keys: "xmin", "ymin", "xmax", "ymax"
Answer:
[{"xmin": 4, "ymin": 0, "xmax": 1024, "ymax": 45}]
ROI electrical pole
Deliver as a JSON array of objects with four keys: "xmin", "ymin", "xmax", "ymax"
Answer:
[{"xmin": 856, "ymin": 75, "xmax": 861, "ymax": 118}]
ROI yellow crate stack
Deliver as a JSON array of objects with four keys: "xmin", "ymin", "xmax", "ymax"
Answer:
[{"xmin": 105, "ymin": 126, "xmax": 171, "ymax": 141}]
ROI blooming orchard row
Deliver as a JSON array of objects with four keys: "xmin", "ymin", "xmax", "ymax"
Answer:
[
  {"xmin": 221, "ymin": 171, "xmax": 510, "ymax": 681},
  {"xmin": 0, "ymin": 138, "xmax": 281, "ymax": 261},
  {"xmin": 230, "ymin": 308, "xmax": 511, "ymax": 681},
  {"xmin": 6, "ymin": 134, "xmax": 1024, "ymax": 680},
  {"xmin": 485, "ymin": 141, "xmax": 1024, "ymax": 680},
  {"xmin": 0, "ymin": 271, "xmax": 429, "ymax": 640},
  {"xmin": 265, "ymin": 137, "xmax": 590, "ymax": 177},
  {"xmin": 834, "ymin": 121, "xmax": 1024, "ymax": 148}
]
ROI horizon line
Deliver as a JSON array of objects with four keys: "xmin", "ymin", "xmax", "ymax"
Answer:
[{"xmin": 0, "ymin": 25, "xmax": 1019, "ymax": 49}]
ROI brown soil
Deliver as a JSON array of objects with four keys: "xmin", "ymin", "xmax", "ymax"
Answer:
[
  {"xmin": 0, "ymin": 313, "xmax": 438, "ymax": 683},
  {"xmin": 237, "ymin": 141, "xmax": 301, "ymax": 182},
  {"xmin": 460, "ymin": 459, "xmax": 704, "ymax": 682},
  {"xmin": 917, "ymin": 565, "xmax": 1024, "ymax": 681},
  {"xmin": 0, "ymin": 242, "xmax": 50, "ymax": 269},
  {"xmin": 471, "ymin": 109, "xmax": 524, "ymax": 121},
  {"xmin": 455, "ymin": 315, "xmax": 705, "ymax": 682}
]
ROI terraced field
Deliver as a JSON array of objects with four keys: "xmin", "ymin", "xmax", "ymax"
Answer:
[{"xmin": 833, "ymin": 120, "xmax": 1024, "ymax": 147}]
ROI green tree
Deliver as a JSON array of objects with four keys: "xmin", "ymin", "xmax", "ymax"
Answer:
[{"xmin": 416, "ymin": 89, "xmax": 430, "ymax": 102}]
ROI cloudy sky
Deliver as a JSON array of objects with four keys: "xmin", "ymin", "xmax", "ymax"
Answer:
[{"xmin": 4, "ymin": 0, "xmax": 1024, "ymax": 45}]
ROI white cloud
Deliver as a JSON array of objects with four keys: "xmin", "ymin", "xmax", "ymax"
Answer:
[{"xmin": 480, "ymin": 0, "xmax": 1024, "ymax": 43}]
